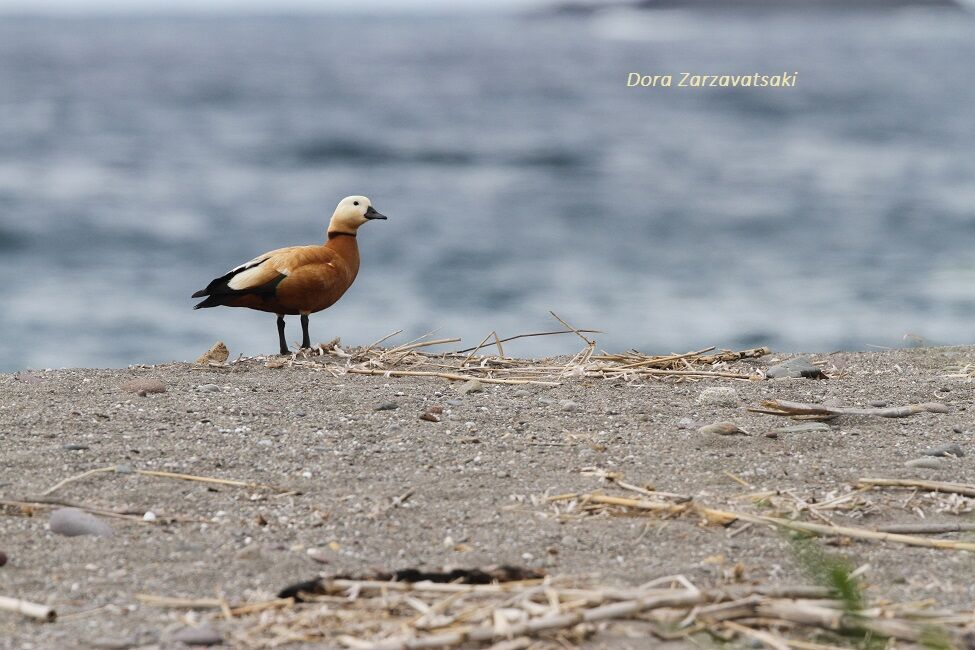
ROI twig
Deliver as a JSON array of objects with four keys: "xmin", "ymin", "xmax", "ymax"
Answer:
[
  {"xmin": 548, "ymin": 311, "xmax": 595, "ymax": 347},
  {"xmin": 361, "ymin": 330, "xmax": 404, "ymax": 356},
  {"xmin": 749, "ymin": 400, "xmax": 950, "ymax": 420},
  {"xmin": 0, "ymin": 596, "xmax": 56, "ymax": 622},
  {"xmin": 857, "ymin": 478, "xmax": 975, "ymax": 498},
  {"xmin": 346, "ymin": 368, "xmax": 559, "ymax": 386},
  {"xmin": 550, "ymin": 493, "xmax": 975, "ymax": 552},
  {"xmin": 451, "ymin": 329, "xmax": 603, "ymax": 355},
  {"xmin": 40, "ymin": 466, "xmax": 115, "ymax": 496},
  {"xmin": 39, "ymin": 465, "xmax": 296, "ymax": 497}
]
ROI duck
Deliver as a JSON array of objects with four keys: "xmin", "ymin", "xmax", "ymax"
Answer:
[{"xmin": 192, "ymin": 195, "xmax": 387, "ymax": 355}]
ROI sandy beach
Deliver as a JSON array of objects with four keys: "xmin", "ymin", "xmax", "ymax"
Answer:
[{"xmin": 1, "ymin": 345, "xmax": 974, "ymax": 648}]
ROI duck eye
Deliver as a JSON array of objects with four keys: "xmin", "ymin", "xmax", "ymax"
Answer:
[{"xmin": 353, "ymin": 201, "xmax": 359, "ymax": 206}]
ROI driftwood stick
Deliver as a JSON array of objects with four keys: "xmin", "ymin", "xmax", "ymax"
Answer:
[
  {"xmin": 857, "ymin": 478, "xmax": 975, "ymax": 498},
  {"xmin": 346, "ymin": 368, "xmax": 559, "ymax": 386},
  {"xmin": 0, "ymin": 596, "xmax": 56, "ymax": 622},
  {"xmin": 874, "ymin": 522, "xmax": 975, "ymax": 535},
  {"xmin": 749, "ymin": 400, "xmax": 949, "ymax": 419}
]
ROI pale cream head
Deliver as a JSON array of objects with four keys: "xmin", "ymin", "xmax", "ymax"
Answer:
[{"xmin": 327, "ymin": 195, "xmax": 387, "ymax": 236}]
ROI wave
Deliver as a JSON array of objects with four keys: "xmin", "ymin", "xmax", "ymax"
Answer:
[{"xmin": 284, "ymin": 138, "xmax": 583, "ymax": 169}]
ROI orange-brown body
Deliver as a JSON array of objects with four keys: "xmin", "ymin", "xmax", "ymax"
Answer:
[{"xmin": 221, "ymin": 234, "xmax": 360, "ymax": 315}]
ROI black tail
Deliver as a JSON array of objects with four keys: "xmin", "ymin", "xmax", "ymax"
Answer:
[{"xmin": 191, "ymin": 269, "xmax": 286, "ymax": 310}]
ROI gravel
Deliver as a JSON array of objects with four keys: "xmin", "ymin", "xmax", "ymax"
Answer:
[{"xmin": 2, "ymin": 346, "xmax": 975, "ymax": 648}]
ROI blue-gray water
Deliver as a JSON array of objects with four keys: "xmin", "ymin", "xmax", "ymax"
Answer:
[{"xmin": 1, "ymin": 9, "xmax": 974, "ymax": 371}]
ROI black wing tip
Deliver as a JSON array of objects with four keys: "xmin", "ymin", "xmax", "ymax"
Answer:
[{"xmin": 191, "ymin": 289, "xmax": 208, "ymax": 298}]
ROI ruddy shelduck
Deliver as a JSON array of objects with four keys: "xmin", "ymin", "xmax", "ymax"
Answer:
[{"xmin": 192, "ymin": 195, "xmax": 388, "ymax": 354}]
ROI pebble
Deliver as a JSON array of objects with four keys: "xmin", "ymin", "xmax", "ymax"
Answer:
[
  {"xmin": 62, "ymin": 443, "xmax": 90, "ymax": 450},
  {"xmin": 257, "ymin": 439, "xmax": 273, "ymax": 447},
  {"xmin": 698, "ymin": 422, "xmax": 747, "ymax": 436},
  {"xmin": 696, "ymin": 387, "xmax": 738, "ymax": 407},
  {"xmin": 766, "ymin": 357, "xmax": 826, "ymax": 380},
  {"xmin": 459, "ymin": 379, "xmax": 484, "ymax": 394},
  {"xmin": 905, "ymin": 458, "xmax": 948, "ymax": 470},
  {"xmin": 375, "ymin": 402, "xmax": 399, "ymax": 411},
  {"xmin": 560, "ymin": 400, "xmax": 579, "ymax": 412},
  {"xmin": 49, "ymin": 508, "xmax": 114, "ymax": 537},
  {"xmin": 676, "ymin": 417, "xmax": 698, "ymax": 430},
  {"xmin": 115, "ymin": 463, "xmax": 135, "ymax": 474},
  {"xmin": 0, "ymin": 550, "xmax": 7, "ymax": 566},
  {"xmin": 197, "ymin": 384, "xmax": 220, "ymax": 393},
  {"xmin": 869, "ymin": 400, "xmax": 887, "ymax": 408},
  {"xmin": 419, "ymin": 411, "xmax": 441, "ymax": 423},
  {"xmin": 120, "ymin": 378, "xmax": 166, "ymax": 396},
  {"xmin": 446, "ymin": 398, "xmax": 463, "ymax": 406},
  {"xmin": 143, "ymin": 511, "xmax": 157, "ymax": 522},
  {"xmin": 171, "ymin": 624, "xmax": 222, "ymax": 647},
  {"xmin": 512, "ymin": 390, "xmax": 531, "ymax": 398},
  {"xmin": 921, "ymin": 443, "xmax": 964, "ymax": 458}
]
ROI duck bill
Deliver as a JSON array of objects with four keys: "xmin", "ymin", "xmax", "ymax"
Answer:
[{"xmin": 364, "ymin": 206, "xmax": 387, "ymax": 220}]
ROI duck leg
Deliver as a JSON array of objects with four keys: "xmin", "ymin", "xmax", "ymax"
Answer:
[
  {"xmin": 277, "ymin": 315, "xmax": 289, "ymax": 355},
  {"xmin": 300, "ymin": 314, "xmax": 311, "ymax": 349}
]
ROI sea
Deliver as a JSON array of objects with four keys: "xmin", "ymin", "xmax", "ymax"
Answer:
[{"xmin": 1, "ymin": 6, "xmax": 974, "ymax": 371}]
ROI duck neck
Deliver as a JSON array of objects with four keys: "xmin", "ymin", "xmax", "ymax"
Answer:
[{"xmin": 326, "ymin": 231, "xmax": 360, "ymax": 277}]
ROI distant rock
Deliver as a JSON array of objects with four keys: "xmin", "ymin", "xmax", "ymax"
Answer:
[
  {"xmin": 194, "ymin": 341, "xmax": 229, "ymax": 365},
  {"xmin": 459, "ymin": 379, "xmax": 484, "ymax": 395},
  {"xmin": 766, "ymin": 357, "xmax": 826, "ymax": 380},
  {"xmin": 905, "ymin": 458, "xmax": 949, "ymax": 470},
  {"xmin": 698, "ymin": 421, "xmax": 747, "ymax": 436},
  {"xmin": 696, "ymin": 387, "xmax": 738, "ymax": 407},
  {"xmin": 921, "ymin": 443, "xmax": 964, "ymax": 458},
  {"xmin": 120, "ymin": 378, "xmax": 166, "ymax": 396},
  {"xmin": 375, "ymin": 401, "xmax": 399, "ymax": 411},
  {"xmin": 171, "ymin": 624, "xmax": 222, "ymax": 646},
  {"xmin": 49, "ymin": 508, "xmax": 113, "ymax": 538}
]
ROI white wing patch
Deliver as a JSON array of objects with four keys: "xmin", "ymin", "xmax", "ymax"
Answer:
[{"xmin": 227, "ymin": 259, "xmax": 291, "ymax": 290}]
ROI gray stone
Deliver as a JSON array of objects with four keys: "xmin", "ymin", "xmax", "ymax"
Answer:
[
  {"xmin": 512, "ymin": 390, "xmax": 531, "ymax": 398},
  {"xmin": 375, "ymin": 402, "xmax": 399, "ymax": 411},
  {"xmin": 197, "ymin": 384, "xmax": 220, "ymax": 393},
  {"xmin": 171, "ymin": 624, "xmax": 222, "ymax": 646},
  {"xmin": 676, "ymin": 417, "xmax": 698, "ymax": 430},
  {"xmin": 49, "ymin": 508, "xmax": 113, "ymax": 537},
  {"xmin": 921, "ymin": 443, "xmax": 964, "ymax": 458},
  {"xmin": 459, "ymin": 379, "xmax": 484, "ymax": 394},
  {"xmin": 766, "ymin": 357, "xmax": 826, "ymax": 380},
  {"xmin": 695, "ymin": 387, "xmax": 738, "ymax": 407},
  {"xmin": 62, "ymin": 444, "xmax": 89, "ymax": 450},
  {"xmin": 560, "ymin": 399, "xmax": 579, "ymax": 412},
  {"xmin": 120, "ymin": 378, "xmax": 166, "ymax": 396},
  {"xmin": 905, "ymin": 458, "xmax": 948, "ymax": 470},
  {"xmin": 115, "ymin": 463, "xmax": 135, "ymax": 474}
]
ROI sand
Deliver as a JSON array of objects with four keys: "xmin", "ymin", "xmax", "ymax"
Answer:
[{"xmin": 1, "ymin": 346, "xmax": 974, "ymax": 648}]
